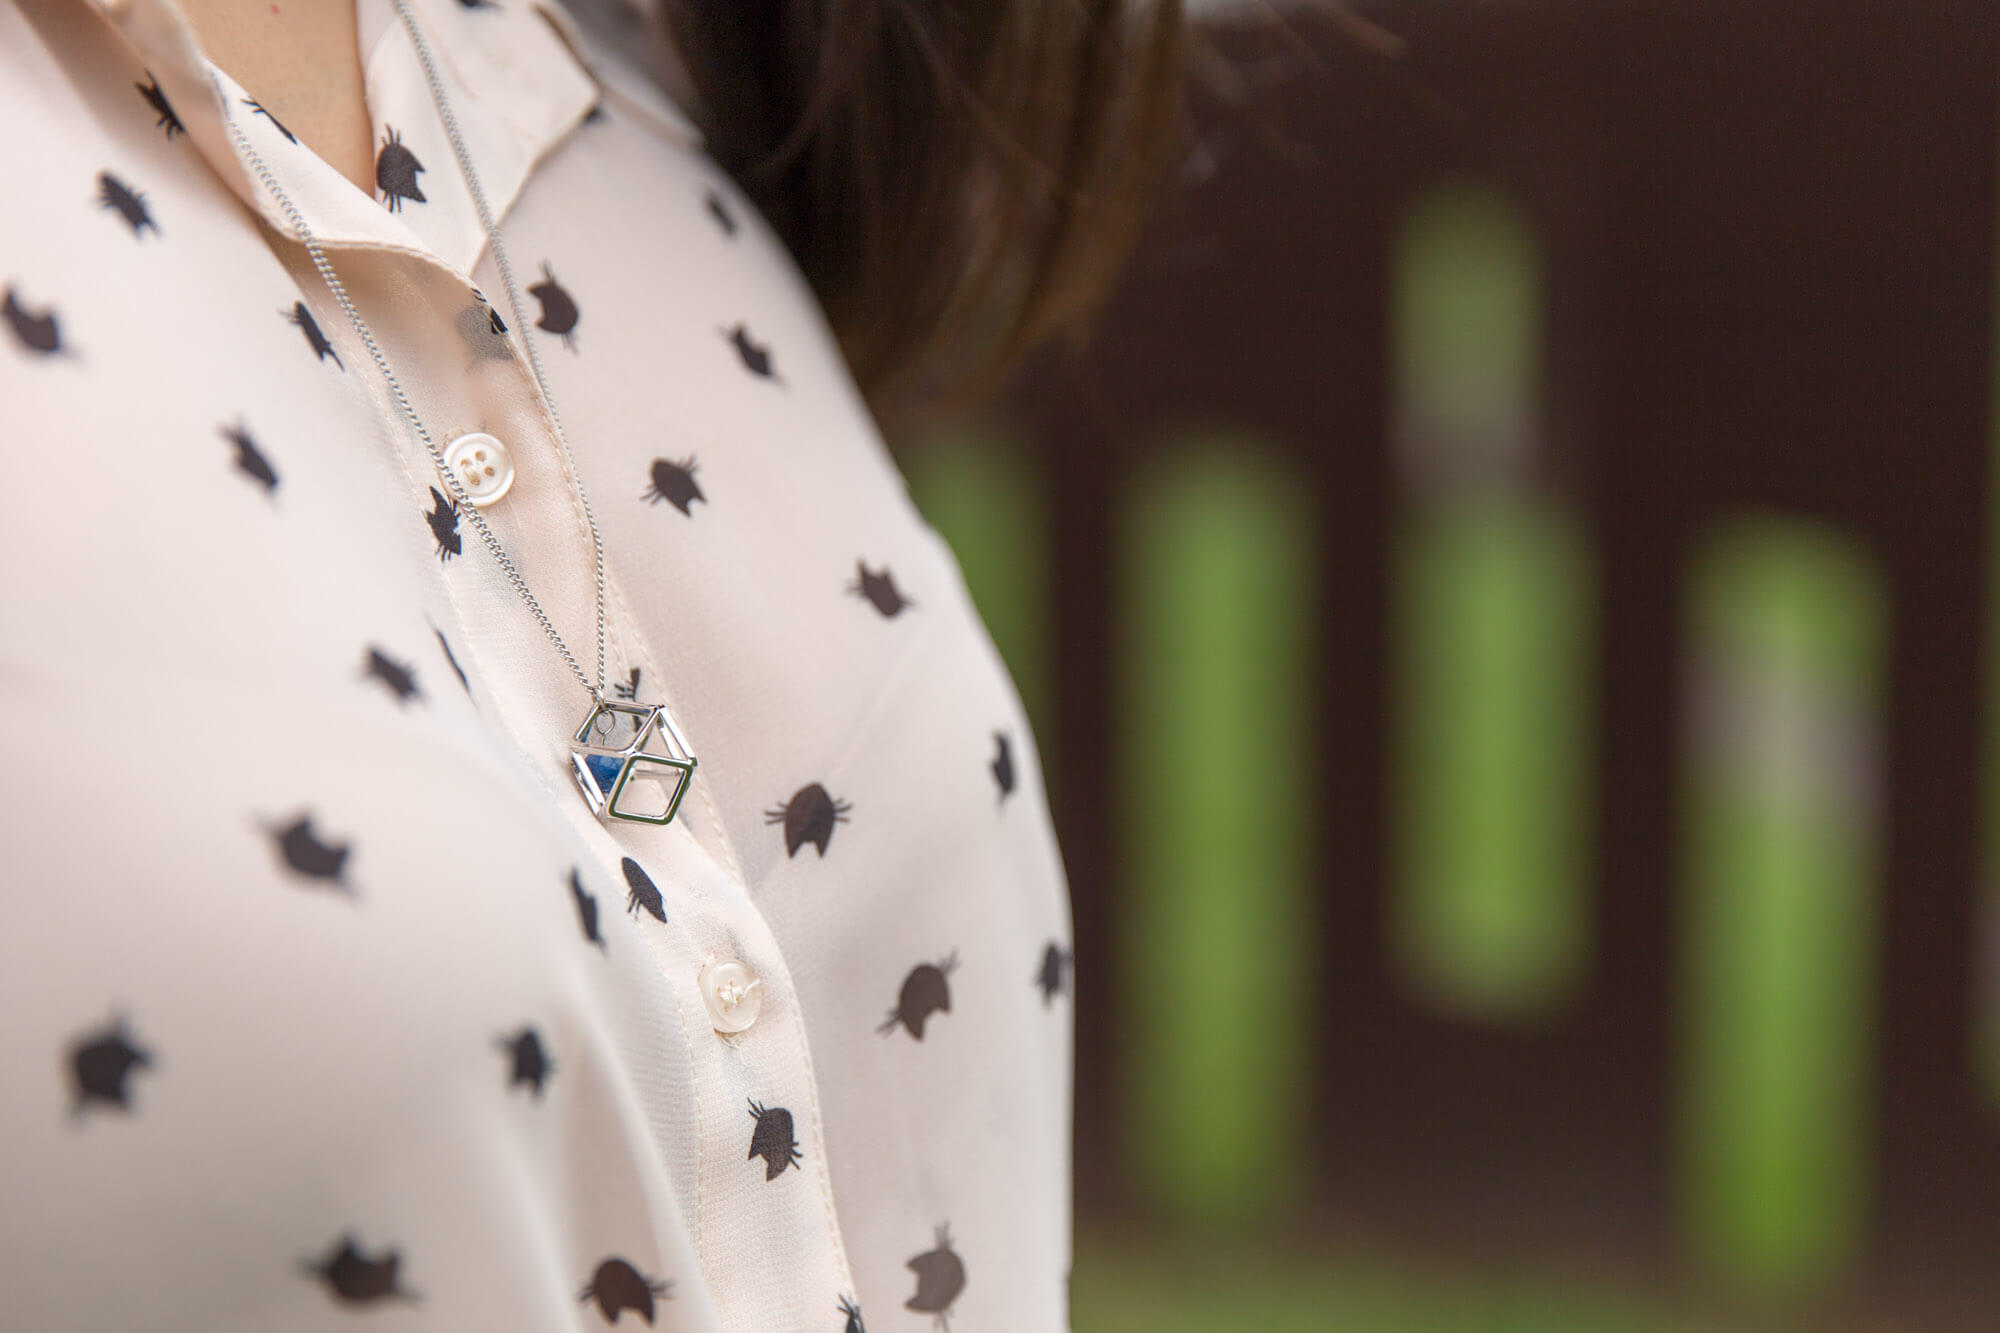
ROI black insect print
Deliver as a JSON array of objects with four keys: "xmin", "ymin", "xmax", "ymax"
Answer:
[
  {"xmin": 265, "ymin": 811, "xmax": 353, "ymax": 890},
  {"xmin": 1034, "ymin": 940, "xmax": 1073, "ymax": 1007},
  {"xmin": 904, "ymin": 1224, "xmax": 966, "ymax": 1328},
  {"xmin": 221, "ymin": 420, "xmax": 278, "ymax": 493},
  {"xmin": 303, "ymin": 1234, "xmax": 420, "ymax": 1306},
  {"xmin": 623, "ymin": 856, "xmax": 666, "ymax": 924},
  {"xmin": 705, "ymin": 188, "xmax": 737, "ymax": 236},
  {"xmin": 569, "ymin": 867, "xmax": 606, "ymax": 951},
  {"xmin": 136, "ymin": 74, "xmax": 184, "ymax": 139},
  {"xmin": 427, "ymin": 485, "xmax": 462, "ymax": 562},
  {"xmin": 4, "ymin": 285, "xmax": 64, "ymax": 355},
  {"xmin": 241, "ymin": 97, "xmax": 298, "ymax": 144},
  {"xmin": 879, "ymin": 953, "xmax": 957, "ymax": 1040},
  {"xmin": 96, "ymin": 171, "xmax": 158, "ymax": 237},
  {"xmin": 456, "ymin": 0, "xmax": 499, "ymax": 10},
  {"xmin": 434, "ymin": 625, "xmax": 471, "ymax": 693},
  {"xmin": 528, "ymin": 262, "xmax": 579, "ymax": 350},
  {"xmin": 764, "ymin": 782, "xmax": 851, "ymax": 859},
  {"xmin": 376, "ymin": 126, "xmax": 426, "ymax": 211},
  {"xmin": 285, "ymin": 300, "xmax": 343, "ymax": 368},
  {"xmin": 67, "ymin": 1014, "xmax": 152, "ymax": 1118},
  {"xmin": 990, "ymin": 730, "xmax": 1015, "ymax": 801},
  {"xmin": 498, "ymin": 1025, "xmax": 555, "ymax": 1098},
  {"xmin": 838, "ymin": 1294, "xmax": 866, "ymax": 1333},
  {"xmin": 579, "ymin": 1257, "xmax": 670, "ymax": 1324},
  {"xmin": 582, "ymin": 99, "xmax": 607, "ymax": 125},
  {"xmin": 641, "ymin": 456, "xmax": 703, "ymax": 515},
  {"xmin": 746, "ymin": 1099, "xmax": 802, "ymax": 1180},
  {"xmin": 361, "ymin": 645, "xmax": 422, "ymax": 706},
  {"xmin": 454, "ymin": 299, "xmax": 513, "ymax": 363},
  {"xmin": 721, "ymin": 322, "xmax": 777, "ymax": 381},
  {"xmin": 612, "ymin": 667, "xmax": 641, "ymax": 700},
  {"xmin": 848, "ymin": 561, "xmax": 913, "ymax": 618}
]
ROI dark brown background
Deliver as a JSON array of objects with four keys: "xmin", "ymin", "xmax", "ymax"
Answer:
[{"xmin": 1005, "ymin": 2, "xmax": 2000, "ymax": 1323}]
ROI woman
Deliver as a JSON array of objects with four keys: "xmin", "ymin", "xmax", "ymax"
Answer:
[{"xmin": 0, "ymin": 0, "xmax": 1181, "ymax": 1327}]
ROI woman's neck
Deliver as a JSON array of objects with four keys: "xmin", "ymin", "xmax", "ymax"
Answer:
[{"xmin": 178, "ymin": 0, "xmax": 375, "ymax": 192}]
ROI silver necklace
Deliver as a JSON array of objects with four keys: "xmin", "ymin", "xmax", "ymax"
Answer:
[{"xmin": 221, "ymin": 0, "xmax": 697, "ymax": 827}]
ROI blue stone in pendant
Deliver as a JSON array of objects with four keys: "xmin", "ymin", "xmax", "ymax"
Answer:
[{"xmin": 584, "ymin": 752, "xmax": 623, "ymax": 794}]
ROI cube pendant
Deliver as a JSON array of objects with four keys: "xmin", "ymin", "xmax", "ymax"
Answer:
[{"xmin": 568, "ymin": 698, "xmax": 697, "ymax": 826}]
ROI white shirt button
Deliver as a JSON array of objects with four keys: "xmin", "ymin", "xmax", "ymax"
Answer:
[
  {"xmin": 698, "ymin": 958, "xmax": 762, "ymax": 1035},
  {"xmin": 440, "ymin": 431, "xmax": 515, "ymax": 507}
]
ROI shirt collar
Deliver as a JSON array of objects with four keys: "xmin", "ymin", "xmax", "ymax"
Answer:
[
  {"xmin": 538, "ymin": 0, "xmax": 703, "ymax": 146},
  {"xmin": 89, "ymin": 0, "xmax": 685, "ymax": 278}
]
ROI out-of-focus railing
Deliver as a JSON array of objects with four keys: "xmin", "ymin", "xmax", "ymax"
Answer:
[{"xmin": 901, "ymin": 3, "xmax": 2000, "ymax": 1324}]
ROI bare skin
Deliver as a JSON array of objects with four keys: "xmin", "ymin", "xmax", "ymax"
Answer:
[{"xmin": 178, "ymin": 0, "xmax": 375, "ymax": 193}]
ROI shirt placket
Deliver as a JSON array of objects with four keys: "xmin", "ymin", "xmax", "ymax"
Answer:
[{"xmin": 261, "ymin": 144, "xmax": 864, "ymax": 1333}]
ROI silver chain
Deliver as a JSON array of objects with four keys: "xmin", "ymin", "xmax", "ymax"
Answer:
[{"xmin": 220, "ymin": 0, "xmax": 611, "ymax": 703}]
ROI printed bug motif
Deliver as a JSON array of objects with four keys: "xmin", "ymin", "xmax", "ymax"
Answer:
[
  {"xmin": 764, "ymin": 782, "xmax": 851, "ymax": 859},
  {"xmin": 241, "ymin": 97, "xmax": 298, "ymax": 143},
  {"xmin": 904, "ymin": 1224, "xmax": 966, "ymax": 1328},
  {"xmin": 880, "ymin": 953, "xmax": 958, "ymax": 1040},
  {"xmin": 4, "ymin": 285, "xmax": 64, "ymax": 355},
  {"xmin": 221, "ymin": 420, "xmax": 278, "ymax": 493},
  {"xmin": 136, "ymin": 74, "xmax": 184, "ymax": 138},
  {"xmin": 849, "ymin": 561, "xmax": 913, "ymax": 618},
  {"xmin": 579, "ymin": 1257, "xmax": 670, "ymax": 1324},
  {"xmin": 96, "ymin": 171, "xmax": 157, "ymax": 237},
  {"xmin": 362, "ymin": 645, "xmax": 422, "ymax": 705},
  {"xmin": 611, "ymin": 667, "xmax": 641, "ymax": 700},
  {"xmin": 642, "ymin": 456, "xmax": 704, "ymax": 515},
  {"xmin": 265, "ymin": 811, "xmax": 353, "ymax": 889},
  {"xmin": 67, "ymin": 1014, "xmax": 152, "ymax": 1117},
  {"xmin": 498, "ymin": 1025, "xmax": 554, "ymax": 1098},
  {"xmin": 285, "ymin": 300, "xmax": 343, "ymax": 368},
  {"xmin": 622, "ymin": 856, "xmax": 666, "ymax": 923},
  {"xmin": 426, "ymin": 486, "xmax": 462, "ymax": 561},
  {"xmin": 376, "ymin": 126, "xmax": 427, "ymax": 211},
  {"xmin": 705, "ymin": 188, "xmax": 737, "ymax": 236},
  {"xmin": 454, "ymin": 299, "xmax": 512, "ymax": 362},
  {"xmin": 456, "ymin": 0, "xmax": 499, "ymax": 10},
  {"xmin": 304, "ymin": 1234, "xmax": 419, "ymax": 1306},
  {"xmin": 1035, "ymin": 940, "xmax": 1074, "ymax": 1006},
  {"xmin": 990, "ymin": 730, "xmax": 1016, "ymax": 801},
  {"xmin": 582, "ymin": 99, "xmax": 607, "ymax": 125},
  {"xmin": 528, "ymin": 262, "xmax": 579, "ymax": 350},
  {"xmin": 746, "ymin": 1099, "xmax": 803, "ymax": 1180},
  {"xmin": 838, "ymin": 1294, "xmax": 866, "ymax": 1333},
  {"xmin": 434, "ymin": 626, "xmax": 471, "ymax": 693},
  {"xmin": 569, "ymin": 866, "xmax": 606, "ymax": 951},
  {"xmin": 721, "ymin": 322, "xmax": 777, "ymax": 380},
  {"xmin": 479, "ymin": 291, "xmax": 508, "ymax": 335}
]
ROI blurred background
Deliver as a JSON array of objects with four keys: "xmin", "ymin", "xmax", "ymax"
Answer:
[{"xmin": 892, "ymin": 3, "xmax": 2000, "ymax": 1329}]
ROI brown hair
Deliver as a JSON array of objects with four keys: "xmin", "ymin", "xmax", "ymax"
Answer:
[{"xmin": 660, "ymin": 0, "xmax": 1188, "ymax": 424}]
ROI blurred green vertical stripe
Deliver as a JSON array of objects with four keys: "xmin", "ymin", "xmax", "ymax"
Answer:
[
  {"xmin": 1679, "ymin": 518, "xmax": 1885, "ymax": 1289},
  {"xmin": 1392, "ymin": 182, "xmax": 1541, "ymax": 472},
  {"xmin": 1389, "ymin": 501, "xmax": 1595, "ymax": 1019},
  {"xmin": 902, "ymin": 422, "xmax": 1053, "ymax": 741},
  {"xmin": 1388, "ymin": 180, "xmax": 1591, "ymax": 1020},
  {"xmin": 1118, "ymin": 441, "xmax": 1316, "ymax": 1221}
]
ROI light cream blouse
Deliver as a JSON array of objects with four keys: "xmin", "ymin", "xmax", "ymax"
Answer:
[{"xmin": 0, "ymin": 0, "xmax": 1074, "ymax": 1326}]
